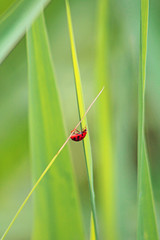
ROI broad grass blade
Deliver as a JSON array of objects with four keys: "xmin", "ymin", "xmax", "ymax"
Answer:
[
  {"xmin": 65, "ymin": 0, "xmax": 98, "ymax": 239},
  {"xmin": 0, "ymin": 0, "xmax": 49, "ymax": 63},
  {"xmin": 27, "ymin": 12, "xmax": 85, "ymax": 240},
  {"xmin": 95, "ymin": 0, "xmax": 118, "ymax": 239},
  {"xmin": 0, "ymin": 83, "xmax": 103, "ymax": 240},
  {"xmin": 137, "ymin": 0, "xmax": 159, "ymax": 239}
]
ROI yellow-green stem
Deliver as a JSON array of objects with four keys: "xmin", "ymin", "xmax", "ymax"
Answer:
[{"xmin": 1, "ymin": 87, "xmax": 104, "ymax": 240}]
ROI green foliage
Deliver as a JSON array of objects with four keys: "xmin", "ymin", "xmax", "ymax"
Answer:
[
  {"xmin": 1, "ymin": 0, "xmax": 160, "ymax": 239},
  {"xmin": 27, "ymin": 13, "xmax": 85, "ymax": 240},
  {"xmin": 0, "ymin": 0, "xmax": 49, "ymax": 63},
  {"xmin": 65, "ymin": 0, "xmax": 98, "ymax": 239},
  {"xmin": 138, "ymin": 142, "xmax": 159, "ymax": 239},
  {"xmin": 95, "ymin": 0, "xmax": 117, "ymax": 239},
  {"xmin": 137, "ymin": 0, "xmax": 159, "ymax": 239}
]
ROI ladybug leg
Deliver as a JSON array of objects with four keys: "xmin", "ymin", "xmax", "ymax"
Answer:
[
  {"xmin": 75, "ymin": 129, "xmax": 80, "ymax": 133},
  {"xmin": 82, "ymin": 126, "xmax": 87, "ymax": 131},
  {"xmin": 71, "ymin": 128, "xmax": 80, "ymax": 133}
]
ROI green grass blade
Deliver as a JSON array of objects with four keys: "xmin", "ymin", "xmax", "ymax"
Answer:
[
  {"xmin": 0, "ymin": 81, "xmax": 103, "ymax": 240},
  {"xmin": 95, "ymin": 0, "xmax": 117, "ymax": 239},
  {"xmin": 0, "ymin": 0, "xmax": 49, "ymax": 63},
  {"xmin": 27, "ymin": 13, "xmax": 85, "ymax": 240},
  {"xmin": 138, "ymin": 0, "xmax": 159, "ymax": 239},
  {"xmin": 138, "ymin": 141, "xmax": 159, "ymax": 239},
  {"xmin": 65, "ymin": 1, "xmax": 98, "ymax": 239}
]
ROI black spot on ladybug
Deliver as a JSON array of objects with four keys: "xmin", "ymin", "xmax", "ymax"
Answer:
[{"xmin": 70, "ymin": 128, "xmax": 87, "ymax": 141}]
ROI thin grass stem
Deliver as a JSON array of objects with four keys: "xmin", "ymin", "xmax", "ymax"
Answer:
[
  {"xmin": 65, "ymin": 1, "xmax": 100, "ymax": 238},
  {"xmin": 1, "ymin": 87, "xmax": 104, "ymax": 240}
]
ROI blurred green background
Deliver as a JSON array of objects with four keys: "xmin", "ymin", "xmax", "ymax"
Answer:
[{"xmin": 0, "ymin": 0, "xmax": 160, "ymax": 239}]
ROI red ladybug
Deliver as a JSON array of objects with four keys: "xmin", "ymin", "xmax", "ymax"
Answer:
[{"xmin": 70, "ymin": 127, "xmax": 87, "ymax": 142}]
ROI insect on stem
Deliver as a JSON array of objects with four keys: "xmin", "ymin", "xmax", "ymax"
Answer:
[{"xmin": 1, "ymin": 86, "xmax": 104, "ymax": 240}]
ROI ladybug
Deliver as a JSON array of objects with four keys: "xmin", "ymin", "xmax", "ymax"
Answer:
[{"xmin": 70, "ymin": 127, "xmax": 87, "ymax": 142}]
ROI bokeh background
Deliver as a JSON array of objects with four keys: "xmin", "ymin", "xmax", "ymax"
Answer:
[{"xmin": 0, "ymin": 0, "xmax": 160, "ymax": 239}]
